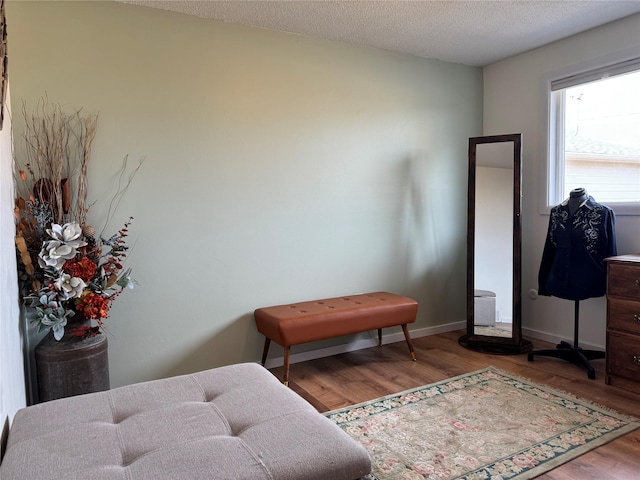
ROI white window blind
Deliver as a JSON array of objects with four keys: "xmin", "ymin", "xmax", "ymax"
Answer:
[{"xmin": 551, "ymin": 57, "xmax": 640, "ymax": 91}]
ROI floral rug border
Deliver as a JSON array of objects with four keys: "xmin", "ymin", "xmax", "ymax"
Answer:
[{"xmin": 327, "ymin": 367, "xmax": 639, "ymax": 480}]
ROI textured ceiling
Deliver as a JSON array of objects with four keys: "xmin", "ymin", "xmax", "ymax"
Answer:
[{"xmin": 119, "ymin": 1, "xmax": 640, "ymax": 66}]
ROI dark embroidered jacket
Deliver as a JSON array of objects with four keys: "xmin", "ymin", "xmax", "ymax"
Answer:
[{"xmin": 538, "ymin": 196, "xmax": 617, "ymax": 301}]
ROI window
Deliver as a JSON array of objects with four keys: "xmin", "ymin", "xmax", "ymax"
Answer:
[{"xmin": 547, "ymin": 58, "xmax": 640, "ymax": 214}]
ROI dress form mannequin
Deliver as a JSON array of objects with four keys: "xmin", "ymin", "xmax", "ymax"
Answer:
[
  {"xmin": 568, "ymin": 187, "xmax": 588, "ymax": 216},
  {"xmin": 531, "ymin": 187, "xmax": 617, "ymax": 379}
]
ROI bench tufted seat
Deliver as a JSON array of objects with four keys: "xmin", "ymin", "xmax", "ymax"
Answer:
[
  {"xmin": 0, "ymin": 363, "xmax": 371, "ymax": 480},
  {"xmin": 255, "ymin": 292, "xmax": 418, "ymax": 385}
]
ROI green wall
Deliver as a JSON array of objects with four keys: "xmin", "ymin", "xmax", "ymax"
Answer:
[{"xmin": 7, "ymin": 1, "xmax": 482, "ymax": 388}]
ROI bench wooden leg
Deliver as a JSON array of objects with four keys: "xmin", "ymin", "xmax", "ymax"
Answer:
[
  {"xmin": 283, "ymin": 346, "xmax": 291, "ymax": 387},
  {"xmin": 377, "ymin": 329, "xmax": 383, "ymax": 347},
  {"xmin": 261, "ymin": 338, "xmax": 271, "ymax": 366},
  {"xmin": 402, "ymin": 324, "xmax": 417, "ymax": 361}
]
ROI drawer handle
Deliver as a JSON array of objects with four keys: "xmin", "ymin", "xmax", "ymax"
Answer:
[
  {"xmin": 635, "ymin": 355, "xmax": 640, "ymax": 366},
  {"xmin": 635, "ymin": 315, "xmax": 640, "ymax": 323},
  {"xmin": 636, "ymin": 279, "xmax": 640, "ymax": 287}
]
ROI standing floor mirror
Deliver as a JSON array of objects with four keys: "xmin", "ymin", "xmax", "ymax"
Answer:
[{"xmin": 458, "ymin": 134, "xmax": 533, "ymax": 354}]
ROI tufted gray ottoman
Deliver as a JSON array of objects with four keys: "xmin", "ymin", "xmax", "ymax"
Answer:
[{"xmin": 0, "ymin": 363, "xmax": 371, "ymax": 480}]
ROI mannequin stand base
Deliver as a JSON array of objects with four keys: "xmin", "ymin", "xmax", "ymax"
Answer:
[{"xmin": 527, "ymin": 341, "xmax": 605, "ymax": 380}]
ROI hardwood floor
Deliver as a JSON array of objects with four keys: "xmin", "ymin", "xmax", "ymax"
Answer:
[{"xmin": 268, "ymin": 330, "xmax": 640, "ymax": 480}]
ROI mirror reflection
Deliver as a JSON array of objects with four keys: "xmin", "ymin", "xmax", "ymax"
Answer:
[
  {"xmin": 459, "ymin": 133, "xmax": 532, "ymax": 354},
  {"xmin": 473, "ymin": 142, "xmax": 513, "ymax": 338}
]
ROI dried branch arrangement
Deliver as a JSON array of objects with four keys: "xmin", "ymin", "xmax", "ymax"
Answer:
[
  {"xmin": 15, "ymin": 97, "xmax": 97, "ymax": 228},
  {"xmin": 13, "ymin": 98, "xmax": 141, "ymax": 340}
]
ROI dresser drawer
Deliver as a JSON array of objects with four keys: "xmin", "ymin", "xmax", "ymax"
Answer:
[
  {"xmin": 606, "ymin": 331, "xmax": 640, "ymax": 383},
  {"xmin": 607, "ymin": 262, "xmax": 640, "ymax": 300},
  {"xmin": 607, "ymin": 298, "xmax": 640, "ymax": 335}
]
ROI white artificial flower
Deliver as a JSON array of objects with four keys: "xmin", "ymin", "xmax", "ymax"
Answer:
[
  {"xmin": 38, "ymin": 241, "xmax": 78, "ymax": 269},
  {"xmin": 55, "ymin": 273, "xmax": 86, "ymax": 299},
  {"xmin": 46, "ymin": 222, "xmax": 87, "ymax": 249}
]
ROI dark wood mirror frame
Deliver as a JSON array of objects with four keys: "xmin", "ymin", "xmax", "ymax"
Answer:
[{"xmin": 458, "ymin": 133, "xmax": 533, "ymax": 354}]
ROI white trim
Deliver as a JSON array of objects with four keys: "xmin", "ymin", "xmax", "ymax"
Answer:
[
  {"xmin": 263, "ymin": 321, "xmax": 465, "ymax": 369},
  {"xmin": 553, "ymin": 91, "xmax": 566, "ymax": 207},
  {"xmin": 522, "ymin": 327, "xmax": 604, "ymax": 351},
  {"xmin": 263, "ymin": 323, "xmax": 606, "ymax": 370},
  {"xmin": 541, "ymin": 46, "xmax": 640, "ymax": 216},
  {"xmin": 540, "ymin": 71, "xmax": 554, "ymax": 215}
]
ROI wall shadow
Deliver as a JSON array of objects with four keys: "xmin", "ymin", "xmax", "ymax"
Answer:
[{"xmin": 158, "ymin": 312, "xmax": 264, "ymax": 380}]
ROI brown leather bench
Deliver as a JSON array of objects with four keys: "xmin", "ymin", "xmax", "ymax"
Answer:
[{"xmin": 254, "ymin": 292, "xmax": 418, "ymax": 385}]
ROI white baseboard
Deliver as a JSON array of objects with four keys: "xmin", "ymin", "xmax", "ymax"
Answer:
[
  {"xmin": 263, "ymin": 322, "xmax": 606, "ymax": 369},
  {"xmin": 263, "ymin": 321, "xmax": 466, "ymax": 369},
  {"xmin": 523, "ymin": 327, "xmax": 604, "ymax": 351}
]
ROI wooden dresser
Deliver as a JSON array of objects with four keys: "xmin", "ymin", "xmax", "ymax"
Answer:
[{"xmin": 605, "ymin": 254, "xmax": 640, "ymax": 393}]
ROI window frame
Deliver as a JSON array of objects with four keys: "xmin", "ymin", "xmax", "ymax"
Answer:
[{"xmin": 542, "ymin": 50, "xmax": 640, "ymax": 216}]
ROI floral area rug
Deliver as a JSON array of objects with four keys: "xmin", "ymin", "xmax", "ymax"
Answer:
[{"xmin": 325, "ymin": 367, "xmax": 639, "ymax": 480}]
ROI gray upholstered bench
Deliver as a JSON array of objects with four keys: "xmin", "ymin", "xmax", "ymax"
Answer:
[{"xmin": 0, "ymin": 363, "xmax": 371, "ymax": 480}]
